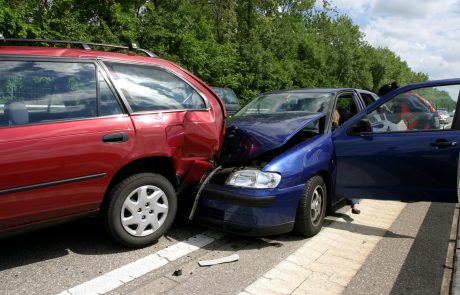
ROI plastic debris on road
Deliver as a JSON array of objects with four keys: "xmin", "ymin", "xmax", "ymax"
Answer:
[{"xmin": 198, "ymin": 254, "xmax": 240, "ymax": 266}]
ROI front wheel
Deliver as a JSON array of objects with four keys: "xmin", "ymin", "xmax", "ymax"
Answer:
[
  {"xmin": 102, "ymin": 173, "xmax": 177, "ymax": 247},
  {"xmin": 293, "ymin": 175, "xmax": 327, "ymax": 237}
]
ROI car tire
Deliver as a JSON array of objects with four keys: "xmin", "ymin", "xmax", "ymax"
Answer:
[
  {"xmin": 293, "ymin": 175, "xmax": 327, "ymax": 237},
  {"xmin": 102, "ymin": 173, "xmax": 177, "ymax": 248}
]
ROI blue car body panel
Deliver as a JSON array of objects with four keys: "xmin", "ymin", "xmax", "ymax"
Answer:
[
  {"xmin": 333, "ymin": 130, "xmax": 460, "ymax": 202},
  {"xmin": 263, "ymin": 133, "xmax": 334, "ymax": 190}
]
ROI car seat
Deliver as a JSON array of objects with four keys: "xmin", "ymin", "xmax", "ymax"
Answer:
[{"xmin": 4, "ymin": 100, "xmax": 29, "ymax": 125}]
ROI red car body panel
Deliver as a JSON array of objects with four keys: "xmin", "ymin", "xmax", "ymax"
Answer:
[{"xmin": 0, "ymin": 46, "xmax": 225, "ymax": 233}]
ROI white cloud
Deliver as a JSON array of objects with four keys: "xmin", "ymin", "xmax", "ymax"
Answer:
[
  {"xmin": 324, "ymin": 0, "xmax": 460, "ymax": 80},
  {"xmin": 372, "ymin": 0, "xmax": 440, "ymax": 18}
]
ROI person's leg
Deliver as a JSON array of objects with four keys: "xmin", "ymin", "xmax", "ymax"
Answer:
[{"xmin": 349, "ymin": 198, "xmax": 361, "ymax": 214}]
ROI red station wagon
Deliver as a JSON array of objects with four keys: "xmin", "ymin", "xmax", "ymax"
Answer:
[{"xmin": 0, "ymin": 36, "xmax": 225, "ymax": 247}]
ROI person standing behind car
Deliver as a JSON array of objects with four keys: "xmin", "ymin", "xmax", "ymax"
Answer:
[{"xmin": 378, "ymin": 81, "xmax": 399, "ymax": 97}]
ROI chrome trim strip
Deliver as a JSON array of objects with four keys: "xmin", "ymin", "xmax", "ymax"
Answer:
[{"xmin": 0, "ymin": 173, "xmax": 107, "ymax": 195}]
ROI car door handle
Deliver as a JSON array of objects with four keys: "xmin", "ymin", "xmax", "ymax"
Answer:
[
  {"xmin": 430, "ymin": 139, "xmax": 457, "ymax": 148},
  {"xmin": 102, "ymin": 132, "xmax": 129, "ymax": 143}
]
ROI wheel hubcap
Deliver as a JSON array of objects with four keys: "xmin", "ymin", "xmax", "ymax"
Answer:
[
  {"xmin": 310, "ymin": 185, "xmax": 324, "ymax": 226},
  {"xmin": 121, "ymin": 185, "xmax": 169, "ymax": 237}
]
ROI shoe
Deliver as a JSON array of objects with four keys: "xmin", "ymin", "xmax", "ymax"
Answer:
[{"xmin": 351, "ymin": 208, "xmax": 361, "ymax": 214}]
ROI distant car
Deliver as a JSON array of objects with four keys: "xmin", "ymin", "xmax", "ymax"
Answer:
[
  {"xmin": 438, "ymin": 110, "xmax": 450, "ymax": 124},
  {"xmin": 191, "ymin": 80, "xmax": 460, "ymax": 238},
  {"xmin": 211, "ymin": 87, "xmax": 241, "ymax": 116}
]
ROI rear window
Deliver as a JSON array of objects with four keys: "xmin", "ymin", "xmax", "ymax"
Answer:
[{"xmin": 105, "ymin": 62, "xmax": 206, "ymax": 112}]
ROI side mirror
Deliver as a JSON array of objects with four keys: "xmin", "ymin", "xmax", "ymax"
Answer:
[{"xmin": 347, "ymin": 117, "xmax": 372, "ymax": 136}]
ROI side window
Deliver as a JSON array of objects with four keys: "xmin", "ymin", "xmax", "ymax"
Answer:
[
  {"xmin": 99, "ymin": 71, "xmax": 123, "ymax": 116},
  {"xmin": 334, "ymin": 94, "xmax": 359, "ymax": 127},
  {"xmin": 360, "ymin": 93, "xmax": 376, "ymax": 106},
  {"xmin": 366, "ymin": 85, "xmax": 459, "ymax": 132},
  {"xmin": 104, "ymin": 61, "xmax": 206, "ymax": 112},
  {"xmin": 0, "ymin": 60, "xmax": 97, "ymax": 127}
]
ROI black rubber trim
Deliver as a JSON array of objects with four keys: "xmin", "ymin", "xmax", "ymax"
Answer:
[
  {"xmin": 0, "ymin": 173, "xmax": 106, "ymax": 195},
  {"xmin": 201, "ymin": 187, "xmax": 276, "ymax": 207},
  {"xmin": 195, "ymin": 216, "xmax": 294, "ymax": 237}
]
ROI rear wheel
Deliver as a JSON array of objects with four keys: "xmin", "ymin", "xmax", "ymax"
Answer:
[
  {"xmin": 102, "ymin": 173, "xmax": 177, "ymax": 247},
  {"xmin": 294, "ymin": 175, "xmax": 327, "ymax": 237}
]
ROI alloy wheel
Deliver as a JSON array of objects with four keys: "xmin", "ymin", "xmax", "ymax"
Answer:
[{"xmin": 310, "ymin": 185, "xmax": 324, "ymax": 226}]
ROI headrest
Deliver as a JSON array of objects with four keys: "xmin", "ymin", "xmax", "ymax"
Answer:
[{"xmin": 4, "ymin": 101, "xmax": 29, "ymax": 125}]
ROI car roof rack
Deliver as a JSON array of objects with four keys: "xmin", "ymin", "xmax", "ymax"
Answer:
[{"xmin": 0, "ymin": 33, "xmax": 157, "ymax": 57}]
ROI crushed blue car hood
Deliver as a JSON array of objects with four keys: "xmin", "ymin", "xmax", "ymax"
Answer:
[{"xmin": 220, "ymin": 112, "xmax": 325, "ymax": 165}]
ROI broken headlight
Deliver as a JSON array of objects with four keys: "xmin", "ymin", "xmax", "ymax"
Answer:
[{"xmin": 225, "ymin": 170, "xmax": 281, "ymax": 189}]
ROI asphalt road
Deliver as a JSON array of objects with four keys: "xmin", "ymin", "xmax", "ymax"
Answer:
[{"xmin": 0, "ymin": 200, "xmax": 456, "ymax": 295}]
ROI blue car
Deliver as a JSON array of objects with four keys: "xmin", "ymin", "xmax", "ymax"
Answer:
[{"xmin": 191, "ymin": 80, "xmax": 460, "ymax": 237}]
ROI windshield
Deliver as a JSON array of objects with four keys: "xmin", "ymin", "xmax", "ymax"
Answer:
[{"xmin": 236, "ymin": 92, "xmax": 334, "ymax": 116}]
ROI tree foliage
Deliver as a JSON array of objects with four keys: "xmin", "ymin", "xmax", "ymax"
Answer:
[{"xmin": 0, "ymin": 0, "xmax": 440, "ymax": 105}]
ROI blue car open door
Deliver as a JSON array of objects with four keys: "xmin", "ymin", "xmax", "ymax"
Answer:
[{"xmin": 332, "ymin": 79, "xmax": 460, "ymax": 203}]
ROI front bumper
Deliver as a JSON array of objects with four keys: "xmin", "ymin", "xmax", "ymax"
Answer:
[
  {"xmin": 194, "ymin": 182, "xmax": 304, "ymax": 236},
  {"xmin": 201, "ymin": 187, "xmax": 276, "ymax": 207}
]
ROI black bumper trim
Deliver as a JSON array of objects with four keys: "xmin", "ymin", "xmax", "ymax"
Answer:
[
  {"xmin": 196, "ymin": 216, "xmax": 294, "ymax": 237},
  {"xmin": 202, "ymin": 187, "xmax": 276, "ymax": 207}
]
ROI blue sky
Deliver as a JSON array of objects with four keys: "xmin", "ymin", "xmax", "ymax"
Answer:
[{"xmin": 323, "ymin": 0, "xmax": 460, "ymax": 81}]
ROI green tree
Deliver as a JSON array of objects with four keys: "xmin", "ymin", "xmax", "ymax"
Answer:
[{"xmin": 0, "ymin": 0, "xmax": 429, "ymax": 104}]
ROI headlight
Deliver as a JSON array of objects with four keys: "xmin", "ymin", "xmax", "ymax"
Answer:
[{"xmin": 225, "ymin": 170, "xmax": 281, "ymax": 189}]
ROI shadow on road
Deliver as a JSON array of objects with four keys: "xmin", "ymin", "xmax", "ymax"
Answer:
[
  {"xmin": 0, "ymin": 217, "xmax": 204, "ymax": 271},
  {"xmin": 390, "ymin": 202, "xmax": 455, "ymax": 294},
  {"xmin": 326, "ymin": 218, "xmax": 415, "ymax": 240}
]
